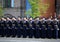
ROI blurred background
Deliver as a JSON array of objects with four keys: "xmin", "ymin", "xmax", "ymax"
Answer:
[
  {"xmin": 0, "ymin": 0, "xmax": 59, "ymax": 18},
  {"xmin": 0, "ymin": 0, "xmax": 60, "ymax": 42}
]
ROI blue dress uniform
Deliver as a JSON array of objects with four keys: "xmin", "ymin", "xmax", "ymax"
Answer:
[
  {"xmin": 58, "ymin": 20, "xmax": 60, "ymax": 38},
  {"xmin": 41, "ymin": 25, "xmax": 47, "ymax": 38},
  {"xmin": 17, "ymin": 20, "xmax": 23, "ymax": 37},
  {"xmin": 53, "ymin": 25, "xmax": 59, "ymax": 39},
  {"xmin": 1, "ymin": 19, "xmax": 6, "ymax": 37},
  {"xmin": 38, "ymin": 20, "xmax": 43, "ymax": 38},
  {"xmin": 22, "ymin": 20, "xmax": 28, "ymax": 38},
  {"xmin": 47, "ymin": 25, "xmax": 53, "ymax": 38},
  {"xmin": 12, "ymin": 20, "xmax": 18, "ymax": 37},
  {"xmin": 46, "ymin": 20, "xmax": 53, "ymax": 38},
  {"xmin": 25, "ymin": 21, "xmax": 30, "ymax": 38},
  {"xmin": 0, "ymin": 20, "xmax": 3, "ymax": 37},
  {"xmin": 31, "ymin": 20, "xmax": 37, "ymax": 38},
  {"xmin": 0, "ymin": 20, "xmax": 2, "ymax": 36},
  {"xmin": 52, "ymin": 20, "xmax": 58, "ymax": 38},
  {"xmin": 28, "ymin": 20, "xmax": 35, "ymax": 38},
  {"xmin": 40, "ymin": 19, "xmax": 47, "ymax": 38},
  {"xmin": 34, "ymin": 20, "xmax": 41, "ymax": 38},
  {"xmin": 6, "ymin": 20, "xmax": 12, "ymax": 37}
]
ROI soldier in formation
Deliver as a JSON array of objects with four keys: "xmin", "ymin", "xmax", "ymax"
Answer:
[{"xmin": 0, "ymin": 17, "xmax": 60, "ymax": 39}]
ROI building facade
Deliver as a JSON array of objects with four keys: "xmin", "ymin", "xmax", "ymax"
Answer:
[
  {"xmin": 0, "ymin": 0, "xmax": 26, "ymax": 17},
  {"xmin": 0, "ymin": 0, "xmax": 60, "ymax": 18},
  {"xmin": 56, "ymin": 0, "xmax": 60, "ymax": 15}
]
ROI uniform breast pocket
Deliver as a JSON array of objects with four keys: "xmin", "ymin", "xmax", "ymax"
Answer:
[
  {"xmin": 1, "ymin": 24, "xmax": 4, "ymax": 26},
  {"xmin": 18, "ymin": 24, "xmax": 21, "ymax": 26},
  {"xmin": 36, "ymin": 25, "xmax": 39, "ymax": 27},
  {"xmin": 30, "ymin": 24, "xmax": 32, "ymax": 27},
  {"xmin": 24, "ymin": 25, "xmax": 26, "ymax": 27},
  {"xmin": 12, "ymin": 24, "xmax": 15, "ymax": 26},
  {"xmin": 7, "ymin": 24, "xmax": 9, "ymax": 26}
]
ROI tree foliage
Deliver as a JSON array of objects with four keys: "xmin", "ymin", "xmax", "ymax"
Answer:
[
  {"xmin": 26, "ymin": 0, "xmax": 50, "ymax": 18},
  {"xmin": 0, "ymin": 4, "xmax": 3, "ymax": 18},
  {"xmin": 28, "ymin": 0, "xmax": 40, "ymax": 18}
]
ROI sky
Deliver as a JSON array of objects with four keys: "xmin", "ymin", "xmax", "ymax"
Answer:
[
  {"xmin": 11, "ymin": 0, "xmax": 31, "ymax": 10},
  {"xmin": 26, "ymin": 0, "xmax": 31, "ymax": 11},
  {"xmin": 11, "ymin": 0, "xmax": 14, "ymax": 7}
]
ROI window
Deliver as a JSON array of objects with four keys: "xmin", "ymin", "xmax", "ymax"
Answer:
[
  {"xmin": 3, "ymin": 0, "xmax": 11, "ymax": 8},
  {"xmin": 3, "ymin": 0, "xmax": 14, "ymax": 8},
  {"xmin": 11, "ymin": 0, "xmax": 14, "ymax": 7}
]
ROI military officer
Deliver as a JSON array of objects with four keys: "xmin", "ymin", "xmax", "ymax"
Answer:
[
  {"xmin": 1, "ymin": 17, "xmax": 6, "ymax": 37},
  {"xmin": 40, "ymin": 18, "xmax": 47, "ymax": 38},
  {"xmin": 22, "ymin": 17, "xmax": 29, "ymax": 38},
  {"xmin": 11, "ymin": 17, "xmax": 17, "ymax": 37},
  {"xmin": 6, "ymin": 17, "xmax": 12, "ymax": 37},
  {"xmin": 58, "ymin": 19, "xmax": 60, "ymax": 38},
  {"xmin": 41, "ymin": 25, "xmax": 47, "ymax": 38},
  {"xmin": 52, "ymin": 18, "xmax": 59, "ymax": 38},
  {"xmin": 17, "ymin": 17, "xmax": 23, "ymax": 37},
  {"xmin": 0, "ymin": 18, "xmax": 2, "ymax": 36},
  {"xmin": 54, "ymin": 25, "xmax": 59, "ymax": 39},
  {"xmin": 34, "ymin": 17, "xmax": 41, "ymax": 38},
  {"xmin": 46, "ymin": 18, "xmax": 53, "ymax": 38},
  {"xmin": 28, "ymin": 17, "xmax": 35, "ymax": 38}
]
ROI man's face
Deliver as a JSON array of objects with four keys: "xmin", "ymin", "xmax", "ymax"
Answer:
[
  {"xmin": 18, "ymin": 18, "xmax": 21, "ymax": 20},
  {"xmin": 24, "ymin": 18, "xmax": 26, "ymax": 20},
  {"xmin": 2, "ymin": 18, "xmax": 6, "ymax": 21},
  {"xmin": 12, "ymin": 17, "xmax": 16, "ymax": 20},
  {"xmin": 36, "ymin": 18, "xmax": 39, "ymax": 20},
  {"xmin": 2, "ymin": 18, "xmax": 5, "ymax": 20},
  {"xmin": 7, "ymin": 18, "xmax": 10, "ymax": 20},
  {"xmin": 55, "ymin": 18, "xmax": 57, "ymax": 20},
  {"xmin": 30, "ymin": 18, "xmax": 32, "ymax": 20},
  {"xmin": 48, "ymin": 18, "xmax": 51, "ymax": 21}
]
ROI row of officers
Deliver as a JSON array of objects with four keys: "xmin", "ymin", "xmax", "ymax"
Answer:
[{"xmin": 0, "ymin": 17, "xmax": 60, "ymax": 39}]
